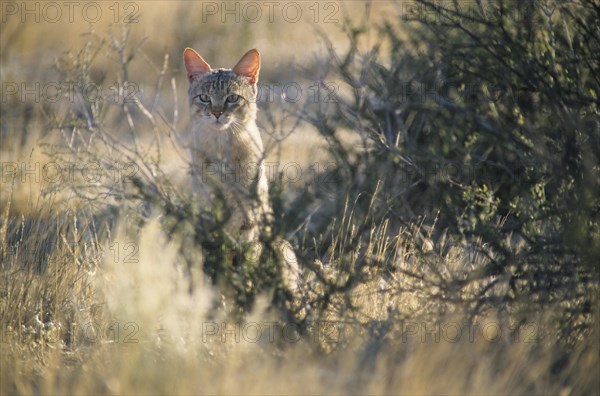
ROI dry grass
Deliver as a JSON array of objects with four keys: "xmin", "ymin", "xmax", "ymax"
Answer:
[{"xmin": 1, "ymin": 2, "xmax": 598, "ymax": 395}]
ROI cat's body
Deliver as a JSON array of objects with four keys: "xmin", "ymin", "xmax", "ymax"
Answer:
[
  {"xmin": 184, "ymin": 48, "xmax": 300, "ymax": 292},
  {"xmin": 185, "ymin": 48, "xmax": 268, "ymax": 242}
]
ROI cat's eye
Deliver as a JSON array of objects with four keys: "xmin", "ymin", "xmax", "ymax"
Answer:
[
  {"xmin": 197, "ymin": 94, "xmax": 211, "ymax": 103},
  {"xmin": 226, "ymin": 94, "xmax": 240, "ymax": 103}
]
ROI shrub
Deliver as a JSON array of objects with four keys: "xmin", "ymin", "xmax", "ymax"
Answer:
[{"xmin": 303, "ymin": 0, "xmax": 599, "ymax": 340}]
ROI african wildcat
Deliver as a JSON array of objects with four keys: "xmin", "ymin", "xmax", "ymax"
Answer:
[{"xmin": 183, "ymin": 48, "xmax": 300, "ymax": 292}]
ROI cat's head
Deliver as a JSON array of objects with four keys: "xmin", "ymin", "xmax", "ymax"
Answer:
[{"xmin": 184, "ymin": 48, "xmax": 260, "ymax": 132}]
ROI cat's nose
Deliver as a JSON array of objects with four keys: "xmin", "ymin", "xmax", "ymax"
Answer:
[{"xmin": 212, "ymin": 111, "xmax": 223, "ymax": 119}]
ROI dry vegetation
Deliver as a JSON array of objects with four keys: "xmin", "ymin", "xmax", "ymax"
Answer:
[{"xmin": 1, "ymin": 1, "xmax": 598, "ymax": 395}]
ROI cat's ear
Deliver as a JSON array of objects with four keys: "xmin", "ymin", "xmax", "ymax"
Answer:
[
  {"xmin": 184, "ymin": 48, "xmax": 211, "ymax": 83},
  {"xmin": 233, "ymin": 49, "xmax": 260, "ymax": 85}
]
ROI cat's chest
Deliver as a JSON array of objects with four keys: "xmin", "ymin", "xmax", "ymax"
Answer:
[{"xmin": 194, "ymin": 130, "xmax": 235, "ymax": 162}]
